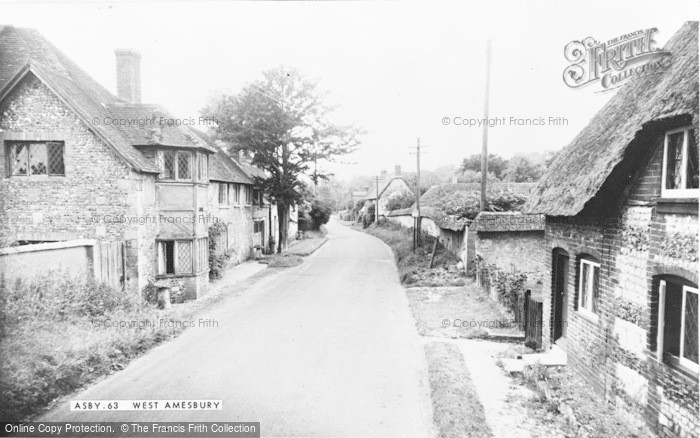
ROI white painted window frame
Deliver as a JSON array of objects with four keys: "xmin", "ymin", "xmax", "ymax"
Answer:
[
  {"xmin": 661, "ymin": 126, "xmax": 698, "ymax": 198},
  {"xmin": 578, "ymin": 258, "xmax": 600, "ymax": 320},
  {"xmin": 657, "ymin": 280, "xmax": 699, "ymax": 373},
  {"xmin": 680, "ymin": 285, "xmax": 699, "ymax": 372},
  {"xmin": 157, "ymin": 240, "xmax": 194, "ymax": 275}
]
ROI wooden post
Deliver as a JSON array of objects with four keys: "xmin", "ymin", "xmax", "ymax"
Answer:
[
  {"xmin": 375, "ymin": 176, "xmax": 380, "ymax": 224},
  {"xmin": 415, "ymin": 137, "xmax": 422, "ymax": 247},
  {"xmin": 429, "ymin": 238, "xmax": 438, "ymax": 269}
]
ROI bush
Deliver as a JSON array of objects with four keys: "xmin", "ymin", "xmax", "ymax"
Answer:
[
  {"xmin": 352, "ymin": 199, "xmax": 365, "ymax": 219},
  {"xmin": 0, "ymin": 270, "xmax": 138, "ymax": 332},
  {"xmin": 385, "ymin": 191, "xmax": 414, "ymax": 211},
  {"xmin": 362, "ymin": 203, "xmax": 375, "ymax": 228},
  {"xmin": 308, "ymin": 199, "xmax": 332, "ymax": 230},
  {"xmin": 208, "ymin": 222, "xmax": 233, "ymax": 280}
]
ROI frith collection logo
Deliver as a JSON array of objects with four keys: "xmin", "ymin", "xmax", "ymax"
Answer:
[{"xmin": 563, "ymin": 28, "xmax": 671, "ymax": 92}]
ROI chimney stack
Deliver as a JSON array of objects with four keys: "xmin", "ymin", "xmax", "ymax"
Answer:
[
  {"xmin": 115, "ymin": 49, "xmax": 142, "ymax": 104},
  {"xmin": 394, "ymin": 165, "xmax": 401, "ymax": 176}
]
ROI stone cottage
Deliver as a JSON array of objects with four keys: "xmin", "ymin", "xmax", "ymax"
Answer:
[
  {"xmin": 0, "ymin": 26, "xmax": 269, "ymax": 299},
  {"xmin": 524, "ymin": 22, "xmax": 698, "ymax": 438},
  {"xmin": 208, "ymin": 147, "xmax": 255, "ymax": 264}
]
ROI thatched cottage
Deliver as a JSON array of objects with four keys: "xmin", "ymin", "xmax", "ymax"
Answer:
[{"xmin": 524, "ymin": 22, "xmax": 698, "ymax": 438}]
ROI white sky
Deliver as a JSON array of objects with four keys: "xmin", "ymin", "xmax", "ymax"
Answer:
[{"xmin": 1, "ymin": 0, "xmax": 697, "ymax": 179}]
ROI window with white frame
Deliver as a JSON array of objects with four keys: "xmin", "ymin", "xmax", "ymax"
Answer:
[
  {"xmin": 218, "ymin": 183, "xmax": 228, "ymax": 204},
  {"xmin": 157, "ymin": 240, "xmax": 193, "ymax": 275},
  {"xmin": 657, "ymin": 278, "xmax": 699, "ymax": 373},
  {"xmin": 196, "ymin": 153, "xmax": 208, "ymax": 182},
  {"xmin": 245, "ymin": 185, "xmax": 252, "ymax": 204},
  {"xmin": 158, "ymin": 150, "xmax": 193, "ymax": 180},
  {"xmin": 662, "ymin": 127, "xmax": 698, "ymax": 197},
  {"xmin": 232, "ymin": 184, "xmax": 241, "ymax": 204},
  {"xmin": 578, "ymin": 258, "xmax": 600, "ymax": 317},
  {"xmin": 6, "ymin": 141, "xmax": 65, "ymax": 176}
]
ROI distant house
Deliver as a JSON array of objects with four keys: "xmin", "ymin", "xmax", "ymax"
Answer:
[
  {"xmin": 523, "ymin": 22, "xmax": 698, "ymax": 438},
  {"xmin": 364, "ymin": 165, "xmax": 413, "ymax": 217}
]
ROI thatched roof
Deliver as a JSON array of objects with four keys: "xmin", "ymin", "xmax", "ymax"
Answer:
[
  {"xmin": 419, "ymin": 183, "xmax": 535, "ymax": 205},
  {"xmin": 474, "ymin": 212, "xmax": 545, "ymax": 232},
  {"xmin": 524, "ymin": 22, "xmax": 699, "ymax": 216}
]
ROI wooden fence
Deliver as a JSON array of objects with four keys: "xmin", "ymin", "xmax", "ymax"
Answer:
[
  {"xmin": 92, "ymin": 241, "xmax": 126, "ymax": 290},
  {"xmin": 524, "ymin": 294, "xmax": 543, "ymax": 349},
  {"xmin": 477, "ymin": 266, "xmax": 544, "ymax": 349}
]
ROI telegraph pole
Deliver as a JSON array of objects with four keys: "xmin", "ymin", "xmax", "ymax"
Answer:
[
  {"xmin": 480, "ymin": 39, "xmax": 492, "ymax": 212},
  {"xmin": 415, "ymin": 137, "xmax": 422, "ymax": 247},
  {"xmin": 375, "ymin": 176, "xmax": 380, "ymax": 224}
]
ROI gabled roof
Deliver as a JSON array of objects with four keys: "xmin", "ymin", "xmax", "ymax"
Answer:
[
  {"xmin": 365, "ymin": 176, "xmax": 411, "ymax": 200},
  {"xmin": 0, "ymin": 26, "xmax": 212, "ymax": 174},
  {"xmin": 524, "ymin": 22, "xmax": 699, "ymax": 216}
]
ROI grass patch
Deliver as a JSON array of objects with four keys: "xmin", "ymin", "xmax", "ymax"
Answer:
[
  {"xmin": 517, "ymin": 366, "xmax": 655, "ymax": 438},
  {"xmin": 424, "ymin": 341, "xmax": 493, "ymax": 438},
  {"xmin": 406, "ymin": 285, "xmax": 519, "ymax": 339},
  {"xmin": 355, "ymin": 220, "xmax": 465, "ymax": 287},
  {"xmin": 261, "ymin": 253, "xmax": 304, "ymax": 267},
  {"xmin": 0, "ymin": 269, "xmax": 249, "ymax": 421}
]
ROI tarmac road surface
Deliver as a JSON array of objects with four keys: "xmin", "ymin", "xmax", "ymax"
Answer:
[{"xmin": 40, "ymin": 218, "xmax": 436, "ymax": 437}]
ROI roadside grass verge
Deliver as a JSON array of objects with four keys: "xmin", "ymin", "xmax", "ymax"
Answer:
[
  {"xmin": 355, "ymin": 219, "xmax": 465, "ymax": 287},
  {"xmin": 0, "ymin": 269, "xmax": 253, "ymax": 421},
  {"xmin": 406, "ymin": 285, "xmax": 518, "ymax": 339},
  {"xmin": 261, "ymin": 253, "xmax": 305, "ymax": 267},
  {"xmin": 425, "ymin": 341, "xmax": 493, "ymax": 438}
]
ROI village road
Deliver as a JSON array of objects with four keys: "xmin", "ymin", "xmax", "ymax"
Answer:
[{"xmin": 40, "ymin": 218, "xmax": 436, "ymax": 437}]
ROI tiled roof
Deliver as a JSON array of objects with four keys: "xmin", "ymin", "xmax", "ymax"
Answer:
[
  {"xmin": 209, "ymin": 149, "xmax": 253, "ymax": 184},
  {"xmin": 237, "ymin": 161, "xmax": 268, "ymax": 180},
  {"xmin": 0, "ymin": 25, "xmax": 211, "ymax": 173}
]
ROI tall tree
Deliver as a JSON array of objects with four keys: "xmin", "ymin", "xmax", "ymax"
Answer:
[
  {"xmin": 459, "ymin": 153, "xmax": 508, "ymax": 180},
  {"xmin": 203, "ymin": 67, "xmax": 361, "ymax": 252},
  {"xmin": 503, "ymin": 154, "xmax": 546, "ymax": 182}
]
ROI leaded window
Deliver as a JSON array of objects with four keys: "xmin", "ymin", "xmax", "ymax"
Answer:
[{"xmin": 7, "ymin": 141, "xmax": 65, "ymax": 176}]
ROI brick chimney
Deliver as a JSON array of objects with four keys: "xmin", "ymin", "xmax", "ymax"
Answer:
[
  {"xmin": 394, "ymin": 165, "xmax": 401, "ymax": 176},
  {"xmin": 115, "ymin": 49, "xmax": 142, "ymax": 103}
]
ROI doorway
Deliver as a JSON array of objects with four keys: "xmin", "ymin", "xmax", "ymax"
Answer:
[{"xmin": 552, "ymin": 249, "xmax": 569, "ymax": 346}]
